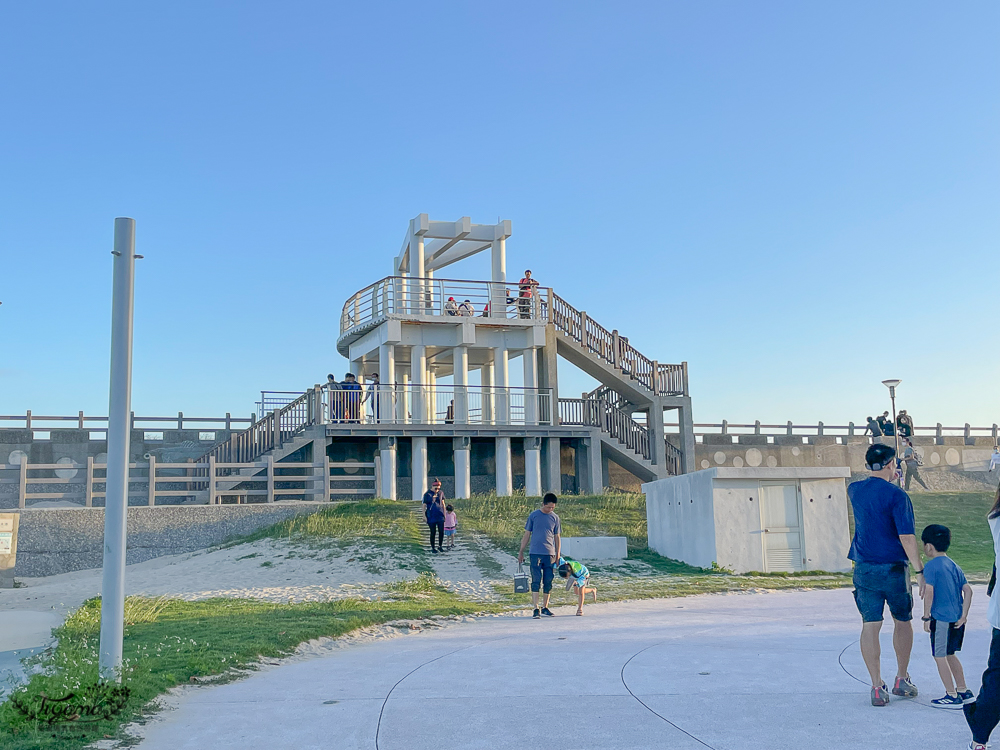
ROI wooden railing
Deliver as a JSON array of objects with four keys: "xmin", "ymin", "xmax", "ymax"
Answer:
[
  {"xmin": 549, "ymin": 292, "xmax": 688, "ymax": 397},
  {"xmin": 663, "ymin": 420, "xmax": 1000, "ymax": 441},
  {"xmin": 206, "ymin": 391, "xmax": 316, "ymax": 464},
  {"xmin": 0, "ymin": 412, "xmax": 254, "ymax": 437},
  {"xmin": 559, "ymin": 397, "xmax": 651, "ymax": 462},
  {"xmin": 0, "ymin": 457, "xmax": 375, "ymax": 508}
]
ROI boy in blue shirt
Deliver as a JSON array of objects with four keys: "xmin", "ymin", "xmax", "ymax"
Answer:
[{"xmin": 921, "ymin": 524, "xmax": 974, "ymax": 706}]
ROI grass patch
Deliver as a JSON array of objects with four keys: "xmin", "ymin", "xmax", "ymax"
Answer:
[
  {"xmin": 0, "ymin": 587, "xmax": 499, "ymax": 750},
  {"xmin": 910, "ymin": 492, "xmax": 995, "ymax": 578}
]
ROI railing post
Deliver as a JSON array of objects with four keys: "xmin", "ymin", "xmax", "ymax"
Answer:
[
  {"xmin": 965, "ymin": 423, "xmax": 972, "ymax": 440},
  {"xmin": 266, "ymin": 455, "xmax": 275, "ymax": 503},
  {"xmin": 721, "ymin": 420, "xmax": 728, "ymax": 435},
  {"xmin": 323, "ymin": 456, "xmax": 331, "ymax": 502},
  {"xmin": 177, "ymin": 412, "xmax": 183, "ymax": 430},
  {"xmin": 207, "ymin": 456, "xmax": 217, "ymax": 506},
  {"xmin": 612, "ymin": 330, "xmax": 620, "ymax": 368},
  {"xmin": 130, "ymin": 411, "xmax": 135, "ymax": 430},
  {"xmin": 754, "ymin": 420, "xmax": 761, "ymax": 435},
  {"xmin": 225, "ymin": 412, "xmax": 232, "ymax": 430},
  {"xmin": 994, "ymin": 424, "xmax": 998, "ymax": 441},
  {"xmin": 682, "ymin": 362, "xmax": 689, "ymax": 396},
  {"xmin": 272, "ymin": 409, "xmax": 281, "ymax": 448},
  {"xmin": 147, "ymin": 455, "xmax": 156, "ymax": 507},
  {"xmin": 78, "ymin": 411, "xmax": 85, "ymax": 429},
  {"xmin": 18, "ymin": 459, "xmax": 27, "ymax": 508},
  {"xmin": 848, "ymin": 422, "xmax": 855, "ymax": 436},
  {"xmin": 651, "ymin": 360, "xmax": 659, "ymax": 394},
  {"xmin": 818, "ymin": 421, "xmax": 824, "ymax": 436},
  {"xmin": 936, "ymin": 423, "xmax": 943, "ymax": 439},
  {"xmin": 787, "ymin": 421, "xmax": 793, "ymax": 436},
  {"xmin": 25, "ymin": 410, "xmax": 31, "ymax": 430},
  {"xmin": 85, "ymin": 456, "xmax": 94, "ymax": 507},
  {"xmin": 579, "ymin": 311, "xmax": 588, "ymax": 347}
]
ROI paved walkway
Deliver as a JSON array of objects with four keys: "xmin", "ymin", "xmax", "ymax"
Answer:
[{"xmin": 134, "ymin": 587, "xmax": 988, "ymax": 749}]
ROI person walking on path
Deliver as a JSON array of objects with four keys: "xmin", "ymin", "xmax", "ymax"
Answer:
[
  {"xmin": 518, "ymin": 269, "xmax": 539, "ymax": 319},
  {"xmin": 517, "ymin": 493, "xmax": 561, "ymax": 619},
  {"xmin": 903, "ymin": 438, "xmax": 929, "ymax": 491},
  {"xmin": 848, "ymin": 442, "xmax": 925, "ymax": 707},
  {"xmin": 964, "ymin": 484, "xmax": 1000, "ymax": 750},
  {"xmin": 865, "ymin": 416, "xmax": 883, "ymax": 440},
  {"xmin": 919, "ymin": 524, "xmax": 974, "ymax": 706},
  {"xmin": 443, "ymin": 504, "xmax": 457, "ymax": 550},
  {"xmin": 422, "ymin": 478, "xmax": 447, "ymax": 554}
]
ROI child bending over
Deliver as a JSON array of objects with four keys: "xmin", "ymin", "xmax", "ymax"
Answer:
[{"xmin": 558, "ymin": 556, "xmax": 597, "ymax": 616}]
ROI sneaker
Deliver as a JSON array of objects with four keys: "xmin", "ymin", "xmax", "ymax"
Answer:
[
  {"xmin": 969, "ymin": 743, "xmax": 987, "ymax": 750},
  {"xmin": 871, "ymin": 684, "xmax": 890, "ymax": 707},
  {"xmin": 532, "ymin": 608, "xmax": 540, "ymax": 619},
  {"xmin": 931, "ymin": 694, "xmax": 964, "ymax": 706},
  {"xmin": 959, "ymin": 690, "xmax": 976, "ymax": 704},
  {"xmin": 540, "ymin": 607, "xmax": 554, "ymax": 617},
  {"xmin": 431, "ymin": 548, "xmax": 438, "ymax": 554},
  {"xmin": 892, "ymin": 675, "xmax": 918, "ymax": 697}
]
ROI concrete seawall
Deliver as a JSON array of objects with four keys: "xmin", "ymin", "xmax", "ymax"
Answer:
[{"xmin": 11, "ymin": 503, "xmax": 334, "ymax": 578}]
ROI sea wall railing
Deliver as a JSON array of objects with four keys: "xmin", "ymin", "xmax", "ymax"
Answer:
[
  {"xmin": 0, "ymin": 457, "xmax": 376, "ymax": 509},
  {"xmin": 340, "ymin": 275, "xmax": 552, "ymax": 336},
  {"xmin": 0, "ymin": 412, "xmax": 255, "ymax": 438},
  {"xmin": 664, "ymin": 421, "xmax": 1000, "ymax": 442}
]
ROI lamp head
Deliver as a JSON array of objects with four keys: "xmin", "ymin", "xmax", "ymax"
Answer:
[{"xmin": 881, "ymin": 379, "xmax": 901, "ymax": 389}]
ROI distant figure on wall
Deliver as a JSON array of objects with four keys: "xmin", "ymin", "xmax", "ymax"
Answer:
[
  {"xmin": 897, "ymin": 410, "xmax": 914, "ymax": 438},
  {"xmin": 458, "ymin": 299, "xmax": 474, "ymax": 316},
  {"xmin": 327, "ymin": 373, "xmax": 342, "ymax": 423},
  {"xmin": 340, "ymin": 372, "xmax": 363, "ymax": 423},
  {"xmin": 990, "ymin": 447, "xmax": 1000, "ymax": 474},
  {"xmin": 877, "ymin": 411, "xmax": 896, "ymax": 437},
  {"xmin": 518, "ymin": 269, "xmax": 539, "ymax": 319},
  {"xmin": 445, "ymin": 297, "xmax": 459, "ymax": 316},
  {"xmin": 866, "ymin": 416, "xmax": 883, "ymax": 439}
]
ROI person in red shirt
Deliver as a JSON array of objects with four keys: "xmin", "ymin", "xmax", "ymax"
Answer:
[{"xmin": 518, "ymin": 269, "xmax": 539, "ymax": 318}]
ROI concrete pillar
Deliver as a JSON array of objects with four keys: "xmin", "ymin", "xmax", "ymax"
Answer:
[
  {"xmin": 545, "ymin": 437, "xmax": 561, "ymax": 494},
  {"xmin": 601, "ymin": 453, "xmax": 610, "ymax": 491},
  {"xmin": 495, "ymin": 346, "xmax": 509, "ymax": 425},
  {"xmin": 496, "ymin": 437, "xmax": 512, "ymax": 496},
  {"xmin": 677, "ymin": 398, "xmax": 697, "ymax": 474},
  {"xmin": 648, "ymin": 401, "xmax": 668, "ymax": 478},
  {"xmin": 395, "ymin": 364, "xmax": 408, "ymax": 423},
  {"xmin": 411, "ymin": 345, "xmax": 426, "ymax": 423},
  {"xmin": 481, "ymin": 357, "xmax": 494, "ymax": 424},
  {"xmin": 453, "ymin": 346, "xmax": 468, "ymax": 423},
  {"xmin": 579, "ymin": 436, "xmax": 603, "ymax": 495},
  {"xmin": 378, "ymin": 343, "xmax": 394, "ymax": 425},
  {"xmin": 490, "ymin": 237, "xmax": 506, "ymax": 318},
  {"xmin": 539, "ymin": 325, "xmax": 559, "ymax": 422},
  {"xmin": 522, "ymin": 348, "xmax": 538, "ymax": 425},
  {"xmin": 412, "ymin": 436, "xmax": 428, "ymax": 502},
  {"xmin": 454, "ymin": 436, "xmax": 471, "ymax": 499},
  {"xmin": 427, "ymin": 368, "xmax": 437, "ymax": 423},
  {"xmin": 524, "ymin": 436, "xmax": 542, "ymax": 497},
  {"xmin": 414, "ymin": 233, "xmax": 425, "ymax": 315},
  {"xmin": 379, "ymin": 436, "xmax": 396, "ymax": 500}
]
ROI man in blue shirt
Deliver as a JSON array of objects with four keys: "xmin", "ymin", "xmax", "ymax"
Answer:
[
  {"xmin": 848, "ymin": 443, "xmax": 925, "ymax": 707},
  {"xmin": 518, "ymin": 493, "xmax": 561, "ymax": 619}
]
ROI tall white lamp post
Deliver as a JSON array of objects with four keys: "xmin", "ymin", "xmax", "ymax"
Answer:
[
  {"xmin": 882, "ymin": 379, "xmax": 902, "ymax": 487},
  {"xmin": 99, "ymin": 218, "xmax": 139, "ymax": 681}
]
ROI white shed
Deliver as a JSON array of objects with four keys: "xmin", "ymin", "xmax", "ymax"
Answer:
[{"xmin": 642, "ymin": 467, "xmax": 852, "ymax": 574}]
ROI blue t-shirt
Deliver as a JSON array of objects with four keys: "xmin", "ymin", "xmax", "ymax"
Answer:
[
  {"xmin": 924, "ymin": 555, "xmax": 968, "ymax": 622},
  {"xmin": 422, "ymin": 490, "xmax": 445, "ymax": 523},
  {"xmin": 847, "ymin": 477, "xmax": 915, "ymax": 564}
]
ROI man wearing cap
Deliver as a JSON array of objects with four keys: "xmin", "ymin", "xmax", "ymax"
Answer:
[
  {"xmin": 444, "ymin": 297, "xmax": 459, "ymax": 316},
  {"xmin": 423, "ymin": 479, "xmax": 447, "ymax": 554},
  {"xmin": 849, "ymin": 442, "xmax": 925, "ymax": 706}
]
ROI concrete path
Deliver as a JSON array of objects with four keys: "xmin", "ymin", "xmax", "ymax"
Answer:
[{"xmin": 134, "ymin": 587, "xmax": 988, "ymax": 750}]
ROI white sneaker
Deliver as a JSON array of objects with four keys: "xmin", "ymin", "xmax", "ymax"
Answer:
[{"xmin": 968, "ymin": 742, "xmax": 987, "ymax": 750}]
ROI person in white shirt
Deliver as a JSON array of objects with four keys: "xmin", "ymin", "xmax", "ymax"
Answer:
[{"xmin": 989, "ymin": 448, "xmax": 1000, "ymax": 473}]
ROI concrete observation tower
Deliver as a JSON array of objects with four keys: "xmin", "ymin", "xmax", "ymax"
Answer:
[{"xmin": 221, "ymin": 215, "xmax": 695, "ymax": 500}]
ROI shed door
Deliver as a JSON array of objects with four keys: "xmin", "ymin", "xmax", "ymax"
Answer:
[{"xmin": 760, "ymin": 483, "xmax": 804, "ymax": 573}]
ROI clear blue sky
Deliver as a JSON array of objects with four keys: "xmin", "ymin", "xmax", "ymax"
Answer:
[{"xmin": 1, "ymin": 2, "xmax": 997, "ymax": 428}]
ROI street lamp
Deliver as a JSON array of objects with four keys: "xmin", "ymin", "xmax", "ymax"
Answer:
[{"xmin": 882, "ymin": 379, "xmax": 902, "ymax": 487}]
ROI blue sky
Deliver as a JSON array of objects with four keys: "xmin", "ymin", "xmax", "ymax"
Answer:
[{"xmin": 1, "ymin": 2, "xmax": 997, "ymax": 428}]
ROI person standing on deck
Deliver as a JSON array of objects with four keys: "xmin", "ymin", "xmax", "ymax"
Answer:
[{"xmin": 518, "ymin": 270, "xmax": 539, "ymax": 319}]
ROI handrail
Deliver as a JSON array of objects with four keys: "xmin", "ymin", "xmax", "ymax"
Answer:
[
  {"xmin": 549, "ymin": 292, "xmax": 687, "ymax": 397},
  {"xmin": 0, "ymin": 412, "xmax": 254, "ymax": 433},
  {"xmin": 339, "ymin": 275, "xmax": 553, "ymax": 339},
  {"xmin": 662, "ymin": 421, "xmax": 1000, "ymax": 440},
  {"xmin": 204, "ymin": 391, "xmax": 314, "ymax": 464},
  {"xmin": 559, "ymin": 397, "xmax": 651, "ymax": 461}
]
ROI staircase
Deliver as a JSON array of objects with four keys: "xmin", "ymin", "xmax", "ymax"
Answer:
[
  {"xmin": 550, "ymin": 292, "xmax": 687, "ymax": 405},
  {"xmin": 558, "ymin": 396, "xmax": 660, "ymax": 481}
]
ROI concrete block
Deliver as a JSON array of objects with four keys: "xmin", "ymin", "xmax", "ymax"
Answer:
[
  {"xmin": 737, "ymin": 436, "xmax": 767, "ymax": 445},
  {"xmin": 48, "ymin": 429, "xmax": 90, "ymax": 444},
  {"xmin": 941, "ymin": 436, "xmax": 965, "ymax": 446},
  {"xmin": 910, "ymin": 437, "xmax": 936, "ymax": 446},
  {"xmin": 560, "ymin": 536, "xmax": 627, "ymax": 560},
  {"xmin": 974, "ymin": 437, "xmax": 997, "ymax": 447},
  {"xmin": 809, "ymin": 437, "xmax": 839, "ymax": 446},
  {"xmin": 774, "ymin": 436, "xmax": 806, "ymax": 446},
  {"xmin": 702, "ymin": 435, "xmax": 733, "ymax": 445},
  {"xmin": 0, "ymin": 430, "xmax": 32, "ymax": 444}
]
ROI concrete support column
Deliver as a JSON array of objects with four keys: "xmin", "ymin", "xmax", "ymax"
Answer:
[
  {"xmin": 395, "ymin": 365, "xmax": 407, "ymax": 423},
  {"xmin": 524, "ymin": 436, "xmax": 542, "ymax": 497},
  {"xmin": 522, "ymin": 348, "xmax": 538, "ymax": 425},
  {"xmin": 454, "ymin": 436, "xmax": 471, "ymax": 499},
  {"xmin": 453, "ymin": 346, "xmax": 469, "ymax": 423},
  {"xmin": 601, "ymin": 453, "xmax": 610, "ymax": 491},
  {"xmin": 677, "ymin": 398, "xmax": 697, "ymax": 474},
  {"xmin": 580, "ymin": 436, "xmax": 603, "ymax": 495},
  {"xmin": 481, "ymin": 357, "xmax": 495, "ymax": 424},
  {"xmin": 427, "ymin": 368, "xmax": 437, "ymax": 423},
  {"xmin": 379, "ymin": 436, "xmax": 396, "ymax": 500},
  {"xmin": 545, "ymin": 437, "xmax": 561, "ymax": 494},
  {"xmin": 414, "ymin": 234, "xmax": 425, "ymax": 315},
  {"xmin": 411, "ymin": 345, "xmax": 426, "ymax": 423},
  {"xmin": 378, "ymin": 343, "xmax": 394, "ymax": 425},
  {"xmin": 495, "ymin": 347, "xmax": 509, "ymax": 425},
  {"xmin": 648, "ymin": 401, "xmax": 668, "ymax": 478},
  {"xmin": 495, "ymin": 437, "xmax": 512, "ymax": 497},
  {"xmin": 412, "ymin": 436, "xmax": 428, "ymax": 502},
  {"xmin": 490, "ymin": 237, "xmax": 506, "ymax": 318}
]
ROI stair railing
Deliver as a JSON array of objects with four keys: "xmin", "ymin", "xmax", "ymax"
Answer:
[
  {"xmin": 558, "ymin": 397, "xmax": 650, "ymax": 461},
  {"xmin": 203, "ymin": 390, "xmax": 315, "ymax": 465}
]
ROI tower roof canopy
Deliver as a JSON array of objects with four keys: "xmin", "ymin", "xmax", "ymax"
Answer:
[{"xmin": 395, "ymin": 214, "xmax": 511, "ymax": 276}]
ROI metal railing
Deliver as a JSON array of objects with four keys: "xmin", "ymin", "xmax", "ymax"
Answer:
[
  {"xmin": 0, "ymin": 456, "xmax": 375, "ymax": 508},
  {"xmin": 559, "ymin": 397, "xmax": 651, "ymax": 462},
  {"xmin": 339, "ymin": 275, "xmax": 553, "ymax": 337},
  {"xmin": 664, "ymin": 421, "xmax": 1000, "ymax": 442},
  {"xmin": 0, "ymin": 411, "xmax": 254, "ymax": 437},
  {"xmin": 550, "ymin": 292, "xmax": 687, "ymax": 397},
  {"xmin": 327, "ymin": 384, "xmax": 553, "ymax": 426}
]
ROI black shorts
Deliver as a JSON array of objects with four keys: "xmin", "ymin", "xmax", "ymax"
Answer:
[{"xmin": 930, "ymin": 619, "xmax": 965, "ymax": 658}]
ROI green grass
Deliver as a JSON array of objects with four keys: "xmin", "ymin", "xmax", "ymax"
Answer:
[
  {"xmin": 910, "ymin": 492, "xmax": 996, "ymax": 578},
  {"xmin": 0, "ymin": 581, "xmax": 498, "ymax": 750}
]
